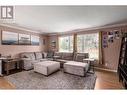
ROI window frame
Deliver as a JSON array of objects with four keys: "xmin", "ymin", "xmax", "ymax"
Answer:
[
  {"xmin": 58, "ymin": 35, "xmax": 74, "ymax": 52},
  {"xmin": 77, "ymin": 32, "xmax": 99, "ymax": 59}
]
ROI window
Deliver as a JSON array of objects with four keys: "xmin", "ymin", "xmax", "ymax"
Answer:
[
  {"xmin": 77, "ymin": 33, "xmax": 99, "ymax": 59},
  {"xmin": 59, "ymin": 36, "xmax": 73, "ymax": 52}
]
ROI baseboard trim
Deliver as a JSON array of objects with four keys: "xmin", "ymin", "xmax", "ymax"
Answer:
[{"xmin": 95, "ymin": 67, "xmax": 117, "ymax": 73}]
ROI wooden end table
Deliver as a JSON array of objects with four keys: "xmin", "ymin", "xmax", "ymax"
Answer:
[{"xmin": 3, "ymin": 58, "xmax": 22, "ymax": 75}]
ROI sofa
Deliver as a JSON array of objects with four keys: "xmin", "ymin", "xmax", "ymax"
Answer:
[
  {"xmin": 53, "ymin": 52, "xmax": 89, "ymax": 68},
  {"xmin": 20, "ymin": 52, "xmax": 53, "ymax": 70},
  {"xmin": 53, "ymin": 52, "xmax": 90, "ymax": 76}
]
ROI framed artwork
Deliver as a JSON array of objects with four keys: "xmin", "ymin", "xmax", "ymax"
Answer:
[
  {"xmin": 108, "ymin": 31, "xmax": 114, "ymax": 43},
  {"xmin": 19, "ymin": 34, "xmax": 31, "ymax": 45},
  {"xmin": 31, "ymin": 35, "xmax": 40, "ymax": 45},
  {"xmin": 114, "ymin": 30, "xmax": 120, "ymax": 39},
  {"xmin": 51, "ymin": 41, "xmax": 56, "ymax": 48},
  {"xmin": 2, "ymin": 31, "xmax": 18, "ymax": 45},
  {"xmin": 102, "ymin": 31, "xmax": 108, "ymax": 48}
]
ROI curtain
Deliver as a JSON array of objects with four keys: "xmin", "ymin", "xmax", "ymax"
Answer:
[{"xmin": 99, "ymin": 31, "xmax": 103, "ymax": 64}]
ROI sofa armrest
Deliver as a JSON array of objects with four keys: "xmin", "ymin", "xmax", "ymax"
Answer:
[
  {"xmin": 53, "ymin": 56, "xmax": 61, "ymax": 59},
  {"xmin": 20, "ymin": 58, "xmax": 33, "ymax": 70},
  {"xmin": 21, "ymin": 58, "xmax": 32, "ymax": 61},
  {"xmin": 83, "ymin": 58, "xmax": 96, "ymax": 66},
  {"xmin": 21, "ymin": 58, "xmax": 36, "ymax": 64},
  {"xmin": 83, "ymin": 59, "xmax": 90, "ymax": 63}
]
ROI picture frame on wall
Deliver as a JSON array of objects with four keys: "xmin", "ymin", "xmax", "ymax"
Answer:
[
  {"xmin": 51, "ymin": 40, "xmax": 56, "ymax": 49},
  {"xmin": 2, "ymin": 31, "xmax": 18, "ymax": 45},
  {"xmin": 114, "ymin": 30, "xmax": 120, "ymax": 39},
  {"xmin": 31, "ymin": 35, "xmax": 40, "ymax": 45},
  {"xmin": 108, "ymin": 31, "xmax": 114, "ymax": 43},
  {"xmin": 102, "ymin": 31, "xmax": 108, "ymax": 48},
  {"xmin": 19, "ymin": 34, "xmax": 31, "ymax": 45}
]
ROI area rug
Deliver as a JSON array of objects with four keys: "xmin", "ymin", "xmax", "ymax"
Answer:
[{"xmin": 4, "ymin": 70, "xmax": 97, "ymax": 89}]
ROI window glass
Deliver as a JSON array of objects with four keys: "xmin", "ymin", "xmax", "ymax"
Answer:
[
  {"xmin": 59, "ymin": 36, "xmax": 73, "ymax": 52},
  {"xmin": 77, "ymin": 33, "xmax": 99, "ymax": 59}
]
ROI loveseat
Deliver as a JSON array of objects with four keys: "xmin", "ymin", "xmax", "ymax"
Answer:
[{"xmin": 20, "ymin": 51, "xmax": 89, "ymax": 71}]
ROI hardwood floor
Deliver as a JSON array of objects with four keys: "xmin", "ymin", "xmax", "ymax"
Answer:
[
  {"xmin": 95, "ymin": 69, "xmax": 123, "ymax": 89},
  {"xmin": 0, "ymin": 77, "xmax": 15, "ymax": 89},
  {"xmin": 0, "ymin": 69, "xmax": 123, "ymax": 89}
]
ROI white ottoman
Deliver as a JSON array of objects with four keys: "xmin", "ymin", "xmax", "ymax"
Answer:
[
  {"xmin": 34, "ymin": 61, "xmax": 60, "ymax": 76},
  {"xmin": 64, "ymin": 61, "xmax": 89, "ymax": 76}
]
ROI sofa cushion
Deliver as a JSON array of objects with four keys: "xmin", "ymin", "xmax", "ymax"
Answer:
[
  {"xmin": 22, "ymin": 55, "xmax": 28, "ymax": 58},
  {"xmin": 30, "ymin": 53, "xmax": 36, "ymax": 60},
  {"xmin": 31, "ymin": 60, "xmax": 40, "ymax": 64},
  {"xmin": 43, "ymin": 52, "xmax": 48, "ymax": 58},
  {"xmin": 62, "ymin": 52, "xmax": 73, "ymax": 60},
  {"xmin": 74, "ymin": 53, "xmax": 89, "ymax": 62},
  {"xmin": 54, "ymin": 52, "xmax": 63, "ymax": 59},
  {"xmin": 20, "ymin": 52, "xmax": 35, "ymax": 60},
  {"xmin": 35, "ymin": 52, "xmax": 43, "ymax": 60},
  {"xmin": 84, "ymin": 53, "xmax": 89, "ymax": 58},
  {"xmin": 47, "ymin": 51, "xmax": 54, "ymax": 58},
  {"xmin": 40, "ymin": 58, "xmax": 48, "ymax": 62},
  {"xmin": 75, "ymin": 54, "xmax": 85, "ymax": 62},
  {"xmin": 20, "ymin": 53, "xmax": 30, "ymax": 59},
  {"xmin": 64, "ymin": 61, "xmax": 89, "ymax": 67},
  {"xmin": 55, "ymin": 59, "xmax": 68, "ymax": 63}
]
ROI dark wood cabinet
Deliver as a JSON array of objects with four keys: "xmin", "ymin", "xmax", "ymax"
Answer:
[
  {"xmin": 118, "ymin": 33, "xmax": 127, "ymax": 89},
  {"xmin": 118, "ymin": 64, "xmax": 127, "ymax": 88}
]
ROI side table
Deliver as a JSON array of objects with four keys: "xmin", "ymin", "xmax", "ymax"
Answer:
[
  {"xmin": 3, "ymin": 58, "xmax": 22, "ymax": 75},
  {"xmin": 83, "ymin": 58, "xmax": 96, "ymax": 73}
]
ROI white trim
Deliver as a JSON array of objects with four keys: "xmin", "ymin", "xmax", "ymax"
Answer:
[
  {"xmin": 95, "ymin": 67, "xmax": 117, "ymax": 73},
  {"xmin": 75, "ymin": 23, "xmax": 127, "ymax": 32},
  {"xmin": 1, "ymin": 22, "xmax": 127, "ymax": 35},
  {"xmin": 48, "ymin": 23, "xmax": 127, "ymax": 35}
]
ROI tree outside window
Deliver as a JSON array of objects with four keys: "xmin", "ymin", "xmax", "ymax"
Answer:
[
  {"xmin": 59, "ymin": 36, "xmax": 73, "ymax": 52},
  {"xmin": 77, "ymin": 33, "xmax": 99, "ymax": 59}
]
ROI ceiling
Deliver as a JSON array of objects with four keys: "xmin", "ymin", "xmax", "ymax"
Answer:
[{"xmin": 1, "ymin": 6, "xmax": 127, "ymax": 34}]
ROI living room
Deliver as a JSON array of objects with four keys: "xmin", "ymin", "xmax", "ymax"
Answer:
[{"xmin": 0, "ymin": 5, "xmax": 126, "ymax": 91}]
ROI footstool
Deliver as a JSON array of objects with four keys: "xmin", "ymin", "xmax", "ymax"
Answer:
[
  {"xmin": 34, "ymin": 61, "xmax": 60, "ymax": 76},
  {"xmin": 63, "ymin": 61, "xmax": 89, "ymax": 76}
]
